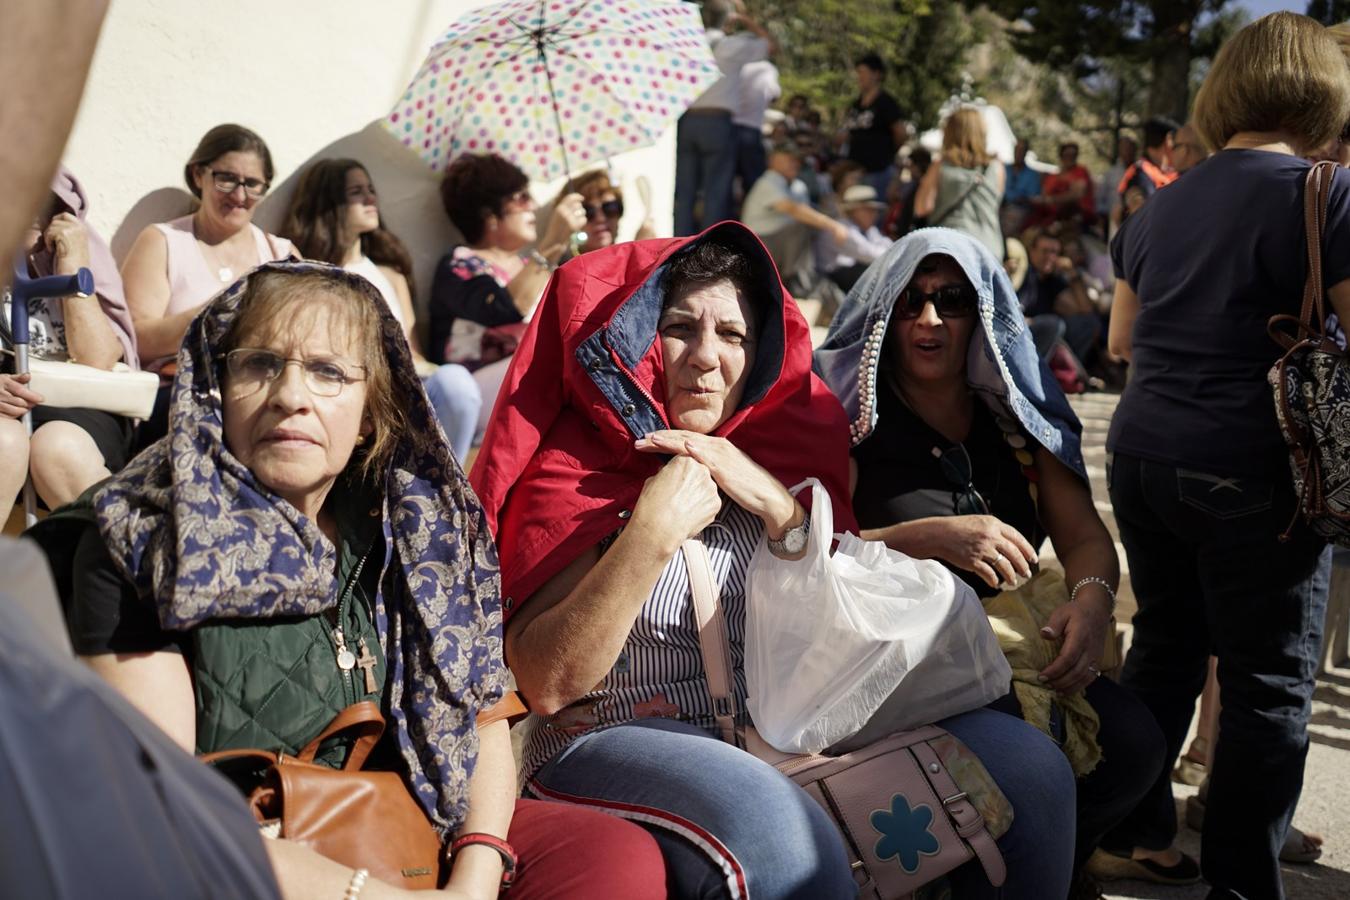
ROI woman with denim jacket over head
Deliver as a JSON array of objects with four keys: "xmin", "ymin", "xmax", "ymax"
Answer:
[
  {"xmin": 472, "ymin": 221, "xmax": 1077, "ymax": 899},
  {"xmin": 1103, "ymin": 13, "xmax": 1350, "ymax": 899},
  {"xmin": 815, "ymin": 227, "xmax": 1171, "ymax": 897}
]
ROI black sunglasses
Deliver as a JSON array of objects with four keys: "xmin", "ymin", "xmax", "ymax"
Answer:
[
  {"xmin": 583, "ymin": 199, "xmax": 624, "ymax": 221},
  {"xmin": 894, "ymin": 283, "xmax": 979, "ymax": 320},
  {"xmin": 933, "ymin": 443, "xmax": 990, "ymax": 516}
]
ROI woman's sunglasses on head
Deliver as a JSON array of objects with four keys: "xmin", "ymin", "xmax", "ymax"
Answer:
[{"xmin": 894, "ymin": 283, "xmax": 978, "ymax": 320}]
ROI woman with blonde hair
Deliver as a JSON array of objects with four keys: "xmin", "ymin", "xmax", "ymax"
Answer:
[
  {"xmin": 1101, "ymin": 12, "xmax": 1350, "ymax": 897},
  {"xmin": 555, "ymin": 170, "xmax": 655, "ymax": 254},
  {"xmin": 914, "ymin": 107, "xmax": 1005, "ymax": 259}
]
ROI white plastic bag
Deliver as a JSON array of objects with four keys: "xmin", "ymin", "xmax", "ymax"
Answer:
[{"xmin": 745, "ymin": 479, "xmax": 1011, "ymax": 754}]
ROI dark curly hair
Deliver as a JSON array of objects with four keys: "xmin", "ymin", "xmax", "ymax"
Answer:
[
  {"xmin": 439, "ymin": 154, "xmax": 530, "ymax": 245},
  {"xmin": 662, "ymin": 236, "xmax": 761, "ymax": 329},
  {"xmin": 279, "ymin": 158, "xmax": 417, "ymax": 298}
]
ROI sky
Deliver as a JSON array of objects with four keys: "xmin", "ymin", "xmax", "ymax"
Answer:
[{"xmin": 1235, "ymin": 0, "xmax": 1312, "ymax": 16}]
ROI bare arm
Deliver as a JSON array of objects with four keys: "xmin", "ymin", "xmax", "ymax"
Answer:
[
  {"xmin": 1329, "ymin": 278, "xmax": 1350, "ymax": 326},
  {"xmin": 380, "ymin": 267, "xmax": 428, "ymax": 362},
  {"xmin": 912, "ymin": 160, "xmax": 941, "ymax": 219},
  {"xmin": 773, "ymin": 198, "xmax": 848, "ymax": 243},
  {"xmin": 0, "ymin": 0, "xmax": 107, "ymax": 263},
  {"xmin": 82, "ymin": 650, "xmax": 197, "ymax": 749},
  {"xmin": 44, "ymin": 214, "xmax": 122, "ymax": 368},
  {"xmin": 1031, "ymin": 447, "xmax": 1118, "ymax": 694},
  {"xmin": 506, "ymin": 456, "xmax": 721, "ymax": 715},
  {"xmin": 121, "ymin": 225, "xmax": 204, "ymax": 362},
  {"xmin": 443, "ymin": 719, "xmax": 513, "ymax": 898},
  {"xmin": 1107, "ymin": 278, "xmax": 1138, "ymax": 361}
]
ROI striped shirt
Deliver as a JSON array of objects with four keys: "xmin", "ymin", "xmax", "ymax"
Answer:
[{"xmin": 521, "ymin": 503, "xmax": 762, "ymax": 776}]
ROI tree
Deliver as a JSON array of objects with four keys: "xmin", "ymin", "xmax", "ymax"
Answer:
[
  {"xmin": 975, "ymin": 0, "xmax": 1236, "ymax": 121},
  {"xmin": 747, "ymin": 0, "xmax": 976, "ymax": 130},
  {"xmin": 1307, "ymin": 0, "xmax": 1350, "ymax": 25}
]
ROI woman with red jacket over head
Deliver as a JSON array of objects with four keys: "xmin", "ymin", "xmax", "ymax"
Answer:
[{"xmin": 471, "ymin": 222, "xmax": 1077, "ymax": 899}]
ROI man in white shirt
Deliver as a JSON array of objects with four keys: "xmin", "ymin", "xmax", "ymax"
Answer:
[
  {"xmin": 742, "ymin": 144, "xmax": 848, "ymax": 288},
  {"xmin": 674, "ymin": 0, "xmax": 773, "ymax": 236},
  {"xmin": 733, "ymin": 60, "xmax": 781, "ymax": 203}
]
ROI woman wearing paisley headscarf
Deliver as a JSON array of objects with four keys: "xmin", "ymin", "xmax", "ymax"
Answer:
[
  {"xmin": 471, "ymin": 222, "xmax": 1077, "ymax": 899},
  {"xmin": 814, "ymin": 227, "xmax": 1172, "ymax": 894},
  {"xmin": 34, "ymin": 262, "xmax": 665, "ymax": 900}
]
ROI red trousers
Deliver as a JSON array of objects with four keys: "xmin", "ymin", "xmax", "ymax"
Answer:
[{"xmin": 506, "ymin": 798, "xmax": 667, "ymax": 898}]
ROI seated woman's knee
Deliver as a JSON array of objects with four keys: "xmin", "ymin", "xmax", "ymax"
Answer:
[{"xmin": 29, "ymin": 421, "xmax": 101, "ymax": 464}]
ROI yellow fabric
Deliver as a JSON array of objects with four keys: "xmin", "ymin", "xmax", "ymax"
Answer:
[{"xmin": 984, "ymin": 569, "xmax": 1102, "ymax": 776}]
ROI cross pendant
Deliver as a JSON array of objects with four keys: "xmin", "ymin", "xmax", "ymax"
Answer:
[{"xmin": 355, "ymin": 639, "xmax": 378, "ymax": 695}]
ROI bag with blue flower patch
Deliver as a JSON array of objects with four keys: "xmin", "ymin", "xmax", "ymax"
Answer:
[{"xmin": 683, "ymin": 540, "xmax": 1011, "ymax": 899}]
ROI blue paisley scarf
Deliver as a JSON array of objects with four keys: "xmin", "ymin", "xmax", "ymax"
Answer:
[{"xmin": 93, "ymin": 261, "xmax": 505, "ymax": 833}]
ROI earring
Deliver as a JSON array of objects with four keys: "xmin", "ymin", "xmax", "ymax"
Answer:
[{"xmin": 355, "ymin": 433, "xmax": 367, "ymax": 446}]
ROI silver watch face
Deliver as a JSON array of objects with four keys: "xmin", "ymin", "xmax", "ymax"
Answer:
[
  {"xmin": 774, "ymin": 514, "xmax": 809, "ymax": 553},
  {"xmin": 780, "ymin": 523, "xmax": 808, "ymax": 554}
]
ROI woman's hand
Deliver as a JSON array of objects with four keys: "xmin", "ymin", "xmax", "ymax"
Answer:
[
  {"xmin": 635, "ymin": 430, "xmax": 800, "ymax": 538},
  {"xmin": 1037, "ymin": 590, "xmax": 1112, "ymax": 696},
  {"xmin": 919, "ymin": 514, "xmax": 1037, "ymax": 590},
  {"xmin": 538, "ymin": 192, "xmax": 587, "ymax": 262},
  {"xmin": 630, "ymin": 452, "xmax": 723, "ymax": 553},
  {"xmin": 0, "ymin": 373, "xmax": 43, "ymax": 419},
  {"xmin": 44, "ymin": 212, "xmax": 92, "ymax": 275}
]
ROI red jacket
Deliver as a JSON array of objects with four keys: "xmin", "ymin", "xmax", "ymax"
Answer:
[{"xmin": 470, "ymin": 222, "xmax": 856, "ymax": 620}]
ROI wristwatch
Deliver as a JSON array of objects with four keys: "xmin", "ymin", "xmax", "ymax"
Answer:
[{"xmin": 767, "ymin": 511, "xmax": 810, "ymax": 555}]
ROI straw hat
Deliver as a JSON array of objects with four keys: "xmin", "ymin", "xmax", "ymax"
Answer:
[{"xmin": 840, "ymin": 185, "xmax": 886, "ymax": 210}]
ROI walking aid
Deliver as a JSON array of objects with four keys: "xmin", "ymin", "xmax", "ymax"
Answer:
[{"xmin": 7, "ymin": 252, "xmax": 94, "ymax": 527}]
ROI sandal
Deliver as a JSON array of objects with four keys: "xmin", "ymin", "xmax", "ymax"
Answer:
[
  {"xmin": 1085, "ymin": 848, "xmax": 1201, "ymax": 885},
  {"xmin": 1184, "ymin": 791, "xmax": 1324, "ymax": 865},
  {"xmin": 1172, "ymin": 752, "xmax": 1208, "ymax": 786}
]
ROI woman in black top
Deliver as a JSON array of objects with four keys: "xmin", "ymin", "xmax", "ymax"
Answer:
[
  {"xmin": 816, "ymin": 227, "xmax": 1171, "ymax": 895},
  {"xmin": 1103, "ymin": 14, "xmax": 1350, "ymax": 898}
]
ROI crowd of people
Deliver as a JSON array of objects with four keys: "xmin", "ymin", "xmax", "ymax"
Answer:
[{"xmin": 4, "ymin": 8, "xmax": 1350, "ymax": 900}]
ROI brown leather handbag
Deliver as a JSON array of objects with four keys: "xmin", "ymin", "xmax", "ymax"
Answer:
[{"xmin": 201, "ymin": 695, "xmax": 528, "ymax": 890}]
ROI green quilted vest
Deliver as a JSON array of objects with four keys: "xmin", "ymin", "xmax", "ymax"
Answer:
[{"xmin": 192, "ymin": 486, "xmax": 389, "ymax": 769}]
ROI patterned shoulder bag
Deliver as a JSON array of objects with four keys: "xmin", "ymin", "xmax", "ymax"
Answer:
[{"xmin": 1268, "ymin": 160, "xmax": 1350, "ymax": 544}]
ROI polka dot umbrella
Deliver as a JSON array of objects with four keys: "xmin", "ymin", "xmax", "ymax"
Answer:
[{"xmin": 384, "ymin": 0, "xmax": 721, "ymax": 183}]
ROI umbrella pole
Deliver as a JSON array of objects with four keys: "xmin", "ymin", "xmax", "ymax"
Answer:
[{"xmin": 536, "ymin": 35, "xmax": 571, "ymax": 185}]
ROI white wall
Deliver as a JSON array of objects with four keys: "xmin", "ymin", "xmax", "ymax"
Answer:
[{"xmin": 63, "ymin": 0, "xmax": 675, "ymax": 314}]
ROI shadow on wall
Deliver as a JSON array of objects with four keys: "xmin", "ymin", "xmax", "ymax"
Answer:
[
  {"xmin": 109, "ymin": 188, "xmax": 195, "ymax": 265},
  {"xmin": 109, "ymin": 120, "xmax": 462, "ymax": 324}
]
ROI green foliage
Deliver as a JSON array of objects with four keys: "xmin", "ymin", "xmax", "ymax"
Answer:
[
  {"xmin": 749, "ymin": 0, "xmax": 976, "ymax": 129},
  {"xmin": 974, "ymin": 0, "xmax": 1237, "ymax": 119},
  {"xmin": 1307, "ymin": 0, "xmax": 1350, "ymax": 25}
]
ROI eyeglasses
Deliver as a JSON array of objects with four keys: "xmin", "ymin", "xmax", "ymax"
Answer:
[
  {"xmin": 894, "ymin": 283, "xmax": 978, "ymax": 320},
  {"xmin": 934, "ymin": 443, "xmax": 990, "ymax": 516},
  {"xmin": 224, "ymin": 349, "xmax": 365, "ymax": 398},
  {"xmin": 211, "ymin": 170, "xmax": 270, "ymax": 198},
  {"xmin": 583, "ymin": 199, "xmax": 624, "ymax": 221}
]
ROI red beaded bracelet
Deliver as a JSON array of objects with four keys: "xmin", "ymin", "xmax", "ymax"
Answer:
[{"xmin": 449, "ymin": 832, "xmax": 518, "ymax": 889}]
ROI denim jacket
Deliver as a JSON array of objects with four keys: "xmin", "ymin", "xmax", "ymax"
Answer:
[{"xmin": 813, "ymin": 227, "xmax": 1087, "ymax": 481}]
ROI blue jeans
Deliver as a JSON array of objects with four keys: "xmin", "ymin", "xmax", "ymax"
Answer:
[
  {"xmin": 988, "ymin": 675, "xmax": 1164, "ymax": 872},
  {"xmin": 527, "ymin": 710, "xmax": 1074, "ymax": 899},
  {"xmin": 734, "ymin": 124, "xmax": 767, "ymax": 197},
  {"xmin": 1028, "ymin": 313, "xmax": 1099, "ymax": 366},
  {"xmin": 861, "ymin": 166, "xmax": 897, "ymax": 202},
  {"xmin": 1104, "ymin": 452, "xmax": 1330, "ymax": 899},
  {"xmin": 420, "ymin": 363, "xmax": 481, "ymax": 462},
  {"xmin": 675, "ymin": 112, "xmax": 736, "ymax": 236}
]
